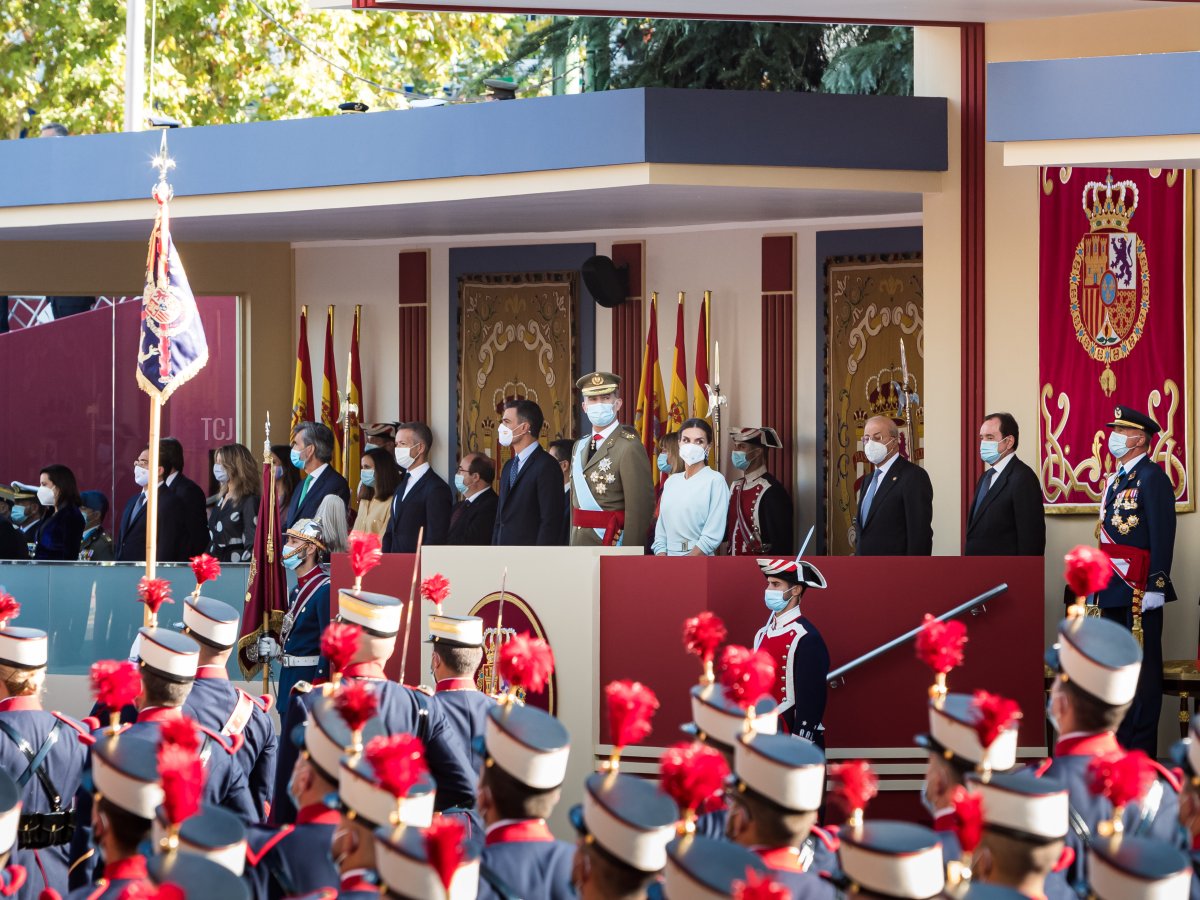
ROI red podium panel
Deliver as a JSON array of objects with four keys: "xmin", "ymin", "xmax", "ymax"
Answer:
[{"xmin": 330, "ymin": 553, "xmax": 420, "ymax": 684}]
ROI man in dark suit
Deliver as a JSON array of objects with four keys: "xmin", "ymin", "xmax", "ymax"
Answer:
[
  {"xmin": 286, "ymin": 421, "xmax": 352, "ymax": 529},
  {"xmin": 854, "ymin": 415, "xmax": 933, "ymax": 556},
  {"xmin": 964, "ymin": 412, "xmax": 1045, "ymax": 556},
  {"xmin": 116, "ymin": 445, "xmax": 187, "ymax": 561},
  {"xmin": 492, "ymin": 399, "xmax": 565, "ymax": 546},
  {"xmin": 447, "ymin": 452, "xmax": 498, "ymax": 545},
  {"xmin": 547, "ymin": 439, "xmax": 573, "ymax": 546},
  {"xmin": 383, "ymin": 421, "xmax": 452, "ymax": 552},
  {"xmin": 160, "ymin": 436, "xmax": 210, "ymax": 558}
]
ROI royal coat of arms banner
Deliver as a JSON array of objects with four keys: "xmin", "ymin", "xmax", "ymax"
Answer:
[
  {"xmin": 825, "ymin": 254, "xmax": 924, "ymax": 555},
  {"xmin": 458, "ymin": 272, "xmax": 577, "ymax": 486},
  {"xmin": 1038, "ymin": 167, "xmax": 1192, "ymax": 512}
]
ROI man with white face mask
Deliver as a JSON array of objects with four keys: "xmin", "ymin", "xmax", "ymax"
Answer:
[
  {"xmin": 114, "ymin": 446, "xmax": 186, "ymax": 562},
  {"xmin": 382, "ymin": 421, "xmax": 452, "ymax": 552},
  {"xmin": 853, "ymin": 415, "xmax": 933, "ymax": 556}
]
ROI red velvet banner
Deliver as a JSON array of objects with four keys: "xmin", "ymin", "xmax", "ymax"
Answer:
[{"xmin": 1039, "ymin": 167, "xmax": 1192, "ymax": 511}]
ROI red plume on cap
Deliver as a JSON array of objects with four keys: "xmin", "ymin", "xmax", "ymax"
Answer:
[
  {"xmin": 1086, "ymin": 750, "xmax": 1157, "ymax": 810},
  {"xmin": 682, "ymin": 612, "xmax": 727, "ymax": 683},
  {"xmin": 420, "ymin": 573, "xmax": 451, "ymax": 614},
  {"xmin": 365, "ymin": 733, "xmax": 429, "ymax": 799},
  {"xmin": 732, "ymin": 868, "xmax": 790, "ymax": 900},
  {"xmin": 188, "ymin": 554, "xmax": 221, "ymax": 593},
  {"xmin": 605, "ymin": 680, "xmax": 658, "ymax": 757},
  {"xmin": 117, "ymin": 884, "xmax": 185, "ymax": 900},
  {"xmin": 157, "ymin": 742, "xmax": 204, "ymax": 827},
  {"xmin": 320, "ymin": 622, "xmax": 361, "ymax": 680},
  {"xmin": 828, "ymin": 760, "xmax": 878, "ymax": 827},
  {"xmin": 659, "ymin": 741, "xmax": 729, "ymax": 824},
  {"xmin": 424, "ymin": 814, "xmax": 467, "ymax": 892},
  {"xmin": 0, "ymin": 593, "xmax": 20, "ymax": 629},
  {"xmin": 348, "ymin": 531, "xmax": 383, "ymax": 589},
  {"xmin": 37, "ymin": 887, "xmax": 62, "ymax": 900},
  {"xmin": 90, "ymin": 660, "xmax": 141, "ymax": 713},
  {"xmin": 1064, "ymin": 545, "xmax": 1111, "ymax": 598},
  {"xmin": 915, "ymin": 615, "xmax": 967, "ymax": 676},
  {"xmin": 159, "ymin": 716, "xmax": 201, "ymax": 755},
  {"xmin": 950, "ymin": 785, "xmax": 983, "ymax": 856},
  {"xmin": 137, "ymin": 577, "xmax": 173, "ymax": 619},
  {"xmin": 971, "ymin": 691, "xmax": 1022, "ymax": 749},
  {"xmin": 498, "ymin": 632, "xmax": 554, "ymax": 696},
  {"xmin": 717, "ymin": 645, "xmax": 776, "ymax": 710},
  {"xmin": 334, "ymin": 680, "xmax": 378, "ymax": 738}
]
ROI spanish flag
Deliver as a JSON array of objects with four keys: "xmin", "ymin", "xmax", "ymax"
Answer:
[
  {"xmin": 693, "ymin": 291, "xmax": 711, "ymax": 421},
  {"xmin": 345, "ymin": 305, "xmax": 364, "ymax": 504},
  {"xmin": 634, "ymin": 293, "xmax": 666, "ymax": 464},
  {"xmin": 321, "ymin": 305, "xmax": 342, "ymax": 473},
  {"xmin": 667, "ymin": 292, "xmax": 688, "ymax": 432},
  {"xmin": 290, "ymin": 305, "xmax": 314, "ymax": 434}
]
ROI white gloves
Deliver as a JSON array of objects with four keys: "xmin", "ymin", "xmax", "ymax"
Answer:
[
  {"xmin": 1141, "ymin": 591, "xmax": 1165, "ymax": 612},
  {"xmin": 257, "ymin": 636, "xmax": 282, "ymax": 660}
]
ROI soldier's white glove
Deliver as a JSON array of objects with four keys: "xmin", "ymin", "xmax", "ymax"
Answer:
[
  {"xmin": 1142, "ymin": 591, "xmax": 1165, "ymax": 612},
  {"xmin": 257, "ymin": 636, "xmax": 282, "ymax": 660}
]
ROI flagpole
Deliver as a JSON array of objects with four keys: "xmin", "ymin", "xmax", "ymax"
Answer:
[
  {"xmin": 144, "ymin": 397, "xmax": 162, "ymax": 602},
  {"xmin": 398, "ymin": 526, "xmax": 425, "ymax": 685},
  {"xmin": 262, "ymin": 413, "xmax": 274, "ymax": 693}
]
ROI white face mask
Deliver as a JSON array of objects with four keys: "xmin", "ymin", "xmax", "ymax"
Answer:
[
  {"xmin": 864, "ymin": 438, "xmax": 890, "ymax": 466},
  {"xmin": 36, "ymin": 486, "xmax": 55, "ymax": 507},
  {"xmin": 679, "ymin": 443, "xmax": 708, "ymax": 467},
  {"xmin": 395, "ymin": 446, "xmax": 414, "ymax": 469},
  {"xmin": 134, "ymin": 466, "xmax": 151, "ymax": 487},
  {"xmin": 213, "ymin": 463, "xmax": 229, "ymax": 483},
  {"xmin": 497, "ymin": 424, "xmax": 516, "ymax": 447}
]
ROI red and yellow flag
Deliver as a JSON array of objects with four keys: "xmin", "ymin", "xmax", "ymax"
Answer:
[
  {"xmin": 345, "ymin": 305, "xmax": 364, "ymax": 504},
  {"xmin": 321, "ymin": 305, "xmax": 342, "ymax": 473},
  {"xmin": 290, "ymin": 305, "xmax": 315, "ymax": 434},
  {"xmin": 634, "ymin": 293, "xmax": 667, "ymax": 463},
  {"xmin": 667, "ymin": 292, "xmax": 688, "ymax": 432},
  {"xmin": 693, "ymin": 291, "xmax": 711, "ymax": 422}
]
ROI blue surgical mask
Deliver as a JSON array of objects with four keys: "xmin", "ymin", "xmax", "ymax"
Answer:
[
  {"xmin": 359, "ymin": 468, "xmax": 376, "ymax": 488},
  {"xmin": 979, "ymin": 440, "xmax": 1002, "ymax": 466},
  {"xmin": 10, "ymin": 506, "xmax": 25, "ymax": 524},
  {"xmin": 289, "ymin": 448, "xmax": 305, "ymax": 469},
  {"xmin": 454, "ymin": 474, "xmax": 467, "ymax": 494},
  {"xmin": 282, "ymin": 548, "xmax": 304, "ymax": 571},
  {"xmin": 764, "ymin": 588, "xmax": 790, "ymax": 613},
  {"xmin": 731, "ymin": 450, "xmax": 750, "ymax": 470},
  {"xmin": 1108, "ymin": 431, "xmax": 1131, "ymax": 460},
  {"xmin": 585, "ymin": 403, "xmax": 616, "ymax": 428},
  {"xmin": 273, "ymin": 465, "xmax": 283, "ymax": 480},
  {"xmin": 213, "ymin": 463, "xmax": 229, "ymax": 483},
  {"xmin": 657, "ymin": 453, "xmax": 670, "ymax": 473}
]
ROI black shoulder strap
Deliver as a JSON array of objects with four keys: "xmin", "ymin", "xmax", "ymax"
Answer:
[
  {"xmin": 479, "ymin": 863, "xmax": 520, "ymax": 900},
  {"xmin": 0, "ymin": 717, "xmax": 64, "ymax": 810},
  {"xmin": 410, "ymin": 686, "xmax": 433, "ymax": 744}
]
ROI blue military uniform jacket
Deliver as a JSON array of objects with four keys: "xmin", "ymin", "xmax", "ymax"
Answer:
[
  {"xmin": 0, "ymin": 697, "xmax": 89, "ymax": 900},
  {"xmin": 477, "ymin": 820, "xmax": 574, "ymax": 900},
  {"xmin": 335, "ymin": 869, "xmax": 379, "ymax": 899},
  {"xmin": 1096, "ymin": 454, "xmax": 1177, "ymax": 608},
  {"xmin": 245, "ymin": 804, "xmax": 340, "ymax": 900},
  {"xmin": 273, "ymin": 664, "xmax": 476, "ymax": 825},
  {"xmin": 428, "ymin": 678, "xmax": 495, "ymax": 775},
  {"xmin": 277, "ymin": 568, "xmax": 331, "ymax": 703},
  {"xmin": 65, "ymin": 855, "xmax": 149, "ymax": 899},
  {"xmin": 754, "ymin": 846, "xmax": 838, "ymax": 899},
  {"xmin": 184, "ymin": 666, "xmax": 278, "ymax": 822}
]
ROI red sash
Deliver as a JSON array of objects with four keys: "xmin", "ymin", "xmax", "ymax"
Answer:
[
  {"xmin": 572, "ymin": 509, "xmax": 624, "ymax": 546},
  {"xmin": 485, "ymin": 819, "xmax": 555, "ymax": 845},
  {"xmin": 1098, "ymin": 538, "xmax": 1150, "ymax": 592}
]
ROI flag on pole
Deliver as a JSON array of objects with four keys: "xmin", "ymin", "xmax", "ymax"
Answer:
[
  {"xmin": 321, "ymin": 305, "xmax": 342, "ymax": 473},
  {"xmin": 667, "ymin": 293, "xmax": 688, "ymax": 432},
  {"xmin": 345, "ymin": 305, "xmax": 365, "ymax": 506},
  {"xmin": 290, "ymin": 305, "xmax": 315, "ymax": 435},
  {"xmin": 237, "ymin": 451, "xmax": 288, "ymax": 682},
  {"xmin": 634, "ymin": 293, "xmax": 667, "ymax": 464},
  {"xmin": 693, "ymin": 291, "xmax": 710, "ymax": 422}
]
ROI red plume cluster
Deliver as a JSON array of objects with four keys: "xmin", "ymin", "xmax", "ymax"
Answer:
[
  {"xmin": 334, "ymin": 680, "xmax": 379, "ymax": 734},
  {"xmin": 158, "ymin": 743, "xmax": 203, "ymax": 826},
  {"xmin": 682, "ymin": 612, "xmax": 727, "ymax": 667},
  {"xmin": 498, "ymin": 633, "xmax": 555, "ymax": 695},
  {"xmin": 420, "ymin": 573, "xmax": 451, "ymax": 607},
  {"xmin": 0, "ymin": 593, "xmax": 20, "ymax": 629},
  {"xmin": 321, "ymin": 623, "xmax": 362, "ymax": 675},
  {"xmin": 915, "ymin": 615, "xmax": 967, "ymax": 675},
  {"xmin": 117, "ymin": 883, "xmax": 186, "ymax": 900},
  {"xmin": 365, "ymin": 733, "xmax": 429, "ymax": 799},
  {"xmin": 659, "ymin": 741, "xmax": 729, "ymax": 816},
  {"xmin": 90, "ymin": 660, "xmax": 141, "ymax": 711},
  {"xmin": 159, "ymin": 717, "xmax": 201, "ymax": 755},
  {"xmin": 950, "ymin": 786, "xmax": 983, "ymax": 855},
  {"xmin": 970, "ymin": 691, "xmax": 1022, "ymax": 748},
  {"xmin": 348, "ymin": 531, "xmax": 383, "ymax": 582},
  {"xmin": 1086, "ymin": 750, "xmax": 1157, "ymax": 809},
  {"xmin": 189, "ymin": 554, "xmax": 221, "ymax": 589},
  {"xmin": 605, "ymin": 680, "xmax": 658, "ymax": 750},
  {"xmin": 732, "ymin": 868, "xmax": 790, "ymax": 900},
  {"xmin": 1064, "ymin": 545, "xmax": 1111, "ymax": 597},
  {"xmin": 717, "ymin": 645, "xmax": 776, "ymax": 709},
  {"xmin": 137, "ymin": 578, "xmax": 173, "ymax": 617},
  {"xmin": 828, "ymin": 761, "xmax": 879, "ymax": 816},
  {"xmin": 424, "ymin": 814, "xmax": 467, "ymax": 891}
]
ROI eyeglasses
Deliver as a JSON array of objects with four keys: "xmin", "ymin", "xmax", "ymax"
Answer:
[{"xmin": 133, "ymin": 459, "xmax": 149, "ymax": 467}]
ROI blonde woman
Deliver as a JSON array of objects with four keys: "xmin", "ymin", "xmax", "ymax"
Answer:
[{"xmin": 207, "ymin": 443, "xmax": 260, "ymax": 562}]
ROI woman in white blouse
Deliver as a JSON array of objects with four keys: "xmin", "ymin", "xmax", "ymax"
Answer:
[{"xmin": 652, "ymin": 418, "xmax": 731, "ymax": 557}]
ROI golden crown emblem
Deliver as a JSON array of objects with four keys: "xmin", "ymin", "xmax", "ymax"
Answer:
[{"xmin": 1083, "ymin": 171, "xmax": 1139, "ymax": 232}]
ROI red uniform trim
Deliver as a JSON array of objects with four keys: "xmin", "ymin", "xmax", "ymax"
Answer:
[
  {"xmin": 1053, "ymin": 732, "xmax": 1120, "ymax": 758},
  {"xmin": 0, "ymin": 865, "xmax": 25, "ymax": 897},
  {"xmin": 102, "ymin": 856, "xmax": 148, "ymax": 882},
  {"xmin": 136, "ymin": 706, "xmax": 183, "ymax": 724},
  {"xmin": 756, "ymin": 846, "xmax": 804, "ymax": 872},
  {"xmin": 932, "ymin": 812, "xmax": 955, "ymax": 832},
  {"xmin": 485, "ymin": 819, "xmax": 555, "ymax": 845},
  {"xmin": 195, "ymin": 665, "xmax": 229, "ymax": 681},
  {"xmin": 339, "ymin": 873, "xmax": 376, "ymax": 893},
  {"xmin": 297, "ymin": 804, "xmax": 341, "ymax": 826},
  {"xmin": 810, "ymin": 825, "xmax": 839, "ymax": 852},
  {"xmin": 436, "ymin": 678, "xmax": 477, "ymax": 692},
  {"xmin": 343, "ymin": 662, "xmax": 386, "ymax": 681},
  {"xmin": 0, "ymin": 696, "xmax": 41, "ymax": 712},
  {"xmin": 245, "ymin": 826, "xmax": 295, "ymax": 867},
  {"xmin": 253, "ymin": 694, "xmax": 274, "ymax": 714}
]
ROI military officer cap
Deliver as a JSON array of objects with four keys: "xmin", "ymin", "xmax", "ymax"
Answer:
[
  {"xmin": 1089, "ymin": 834, "xmax": 1191, "ymax": 900},
  {"xmin": 914, "ymin": 693, "xmax": 1018, "ymax": 774},
  {"xmin": 484, "ymin": 702, "xmax": 570, "ymax": 791},
  {"xmin": 662, "ymin": 835, "xmax": 769, "ymax": 899},
  {"xmin": 757, "ymin": 557, "xmax": 827, "ymax": 590},
  {"xmin": 138, "ymin": 626, "xmax": 200, "ymax": 683},
  {"xmin": 375, "ymin": 821, "xmax": 481, "ymax": 899},
  {"xmin": 733, "ymin": 732, "xmax": 825, "ymax": 813},
  {"xmin": 147, "ymin": 850, "xmax": 250, "ymax": 900},
  {"xmin": 964, "ymin": 770, "xmax": 1068, "ymax": 844},
  {"xmin": 426, "ymin": 614, "xmax": 484, "ymax": 649},
  {"xmin": 570, "ymin": 772, "xmax": 679, "ymax": 873},
  {"xmin": 1046, "ymin": 616, "xmax": 1142, "ymax": 707},
  {"xmin": 1169, "ymin": 718, "xmax": 1200, "ymax": 785},
  {"xmin": 576, "ymin": 371, "xmax": 621, "ymax": 397},
  {"xmin": 7, "ymin": 483, "xmax": 36, "ymax": 501},
  {"xmin": 80, "ymin": 490, "xmax": 109, "ymax": 518},
  {"xmin": 729, "ymin": 427, "xmax": 783, "ymax": 450},
  {"xmin": 182, "ymin": 595, "xmax": 240, "ymax": 651},
  {"xmin": 364, "ymin": 422, "xmax": 397, "ymax": 441},
  {"xmin": 682, "ymin": 682, "xmax": 777, "ymax": 751},
  {"xmin": 301, "ymin": 693, "xmax": 385, "ymax": 784},
  {"xmin": 152, "ymin": 802, "xmax": 248, "ymax": 875},
  {"xmin": 0, "ymin": 486, "xmax": 16, "ymax": 506},
  {"xmin": 0, "ymin": 770, "xmax": 19, "ymax": 858},
  {"xmin": 484, "ymin": 77, "xmax": 518, "ymax": 101},
  {"xmin": 838, "ymin": 821, "xmax": 947, "ymax": 899},
  {"xmin": 92, "ymin": 732, "xmax": 164, "ymax": 819},
  {"xmin": 1107, "ymin": 404, "xmax": 1162, "ymax": 435},
  {"xmin": 338, "ymin": 588, "xmax": 403, "ymax": 638}
]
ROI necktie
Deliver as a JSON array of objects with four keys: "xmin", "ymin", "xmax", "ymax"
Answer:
[
  {"xmin": 298, "ymin": 474, "xmax": 312, "ymax": 506},
  {"xmin": 971, "ymin": 469, "xmax": 995, "ymax": 521},
  {"xmin": 135, "ymin": 493, "xmax": 147, "ymax": 518},
  {"xmin": 586, "ymin": 433, "xmax": 602, "ymax": 464},
  {"xmin": 861, "ymin": 469, "xmax": 881, "ymax": 522},
  {"xmin": 509, "ymin": 457, "xmax": 520, "ymax": 489}
]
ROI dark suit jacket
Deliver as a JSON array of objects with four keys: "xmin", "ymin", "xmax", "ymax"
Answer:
[
  {"xmin": 116, "ymin": 486, "xmax": 187, "ymax": 561},
  {"xmin": 447, "ymin": 489, "xmax": 498, "ymax": 546},
  {"xmin": 963, "ymin": 455, "xmax": 1046, "ymax": 556},
  {"xmin": 492, "ymin": 446, "xmax": 566, "ymax": 546},
  {"xmin": 167, "ymin": 470, "xmax": 210, "ymax": 558},
  {"xmin": 559, "ymin": 485, "xmax": 571, "ymax": 545},
  {"xmin": 285, "ymin": 465, "xmax": 352, "ymax": 529},
  {"xmin": 854, "ymin": 455, "xmax": 933, "ymax": 556},
  {"xmin": 383, "ymin": 468, "xmax": 453, "ymax": 552}
]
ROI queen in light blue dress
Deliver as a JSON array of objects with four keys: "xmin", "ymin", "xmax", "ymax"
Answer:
[{"xmin": 652, "ymin": 418, "xmax": 730, "ymax": 556}]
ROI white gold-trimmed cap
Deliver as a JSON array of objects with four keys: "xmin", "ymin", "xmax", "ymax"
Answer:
[
  {"xmin": 427, "ymin": 614, "xmax": 484, "ymax": 649},
  {"xmin": 663, "ymin": 835, "xmax": 769, "ymax": 900},
  {"xmin": 684, "ymin": 683, "xmax": 777, "ymax": 750},
  {"xmin": 1047, "ymin": 617, "xmax": 1141, "ymax": 707},
  {"xmin": 1089, "ymin": 835, "xmax": 1191, "ymax": 900},
  {"xmin": 183, "ymin": 596, "xmax": 240, "ymax": 650},
  {"xmin": 484, "ymin": 703, "xmax": 570, "ymax": 791},
  {"xmin": 93, "ymin": 733, "xmax": 164, "ymax": 820},
  {"xmin": 339, "ymin": 754, "xmax": 435, "ymax": 830},
  {"xmin": 375, "ymin": 823, "xmax": 480, "ymax": 900},
  {"xmin": 915, "ymin": 693, "xmax": 1018, "ymax": 772},
  {"xmin": 572, "ymin": 772, "xmax": 678, "ymax": 873},
  {"xmin": 153, "ymin": 803, "xmax": 248, "ymax": 875},
  {"xmin": 338, "ymin": 589, "xmax": 403, "ymax": 637},
  {"xmin": 734, "ymin": 732, "xmax": 825, "ymax": 812},
  {"xmin": 138, "ymin": 627, "xmax": 200, "ymax": 683},
  {"xmin": 0, "ymin": 626, "xmax": 47, "ymax": 670},
  {"xmin": 966, "ymin": 771, "xmax": 1068, "ymax": 842},
  {"xmin": 839, "ymin": 821, "xmax": 946, "ymax": 899}
]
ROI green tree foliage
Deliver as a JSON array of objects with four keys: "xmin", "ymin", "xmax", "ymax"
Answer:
[
  {"xmin": 821, "ymin": 25, "xmax": 913, "ymax": 96},
  {"xmin": 1, "ymin": 0, "xmax": 520, "ymax": 138}
]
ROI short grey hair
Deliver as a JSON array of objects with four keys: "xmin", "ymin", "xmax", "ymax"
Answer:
[{"xmin": 294, "ymin": 421, "xmax": 335, "ymax": 463}]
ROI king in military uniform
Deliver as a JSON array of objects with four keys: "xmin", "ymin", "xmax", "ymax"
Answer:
[
  {"xmin": 569, "ymin": 372, "xmax": 654, "ymax": 547},
  {"xmin": 726, "ymin": 426, "xmax": 795, "ymax": 556}
]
